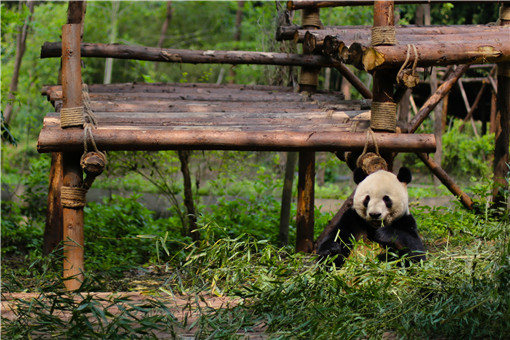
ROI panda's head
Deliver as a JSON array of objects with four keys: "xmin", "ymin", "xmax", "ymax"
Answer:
[{"xmin": 352, "ymin": 167, "xmax": 412, "ymax": 227}]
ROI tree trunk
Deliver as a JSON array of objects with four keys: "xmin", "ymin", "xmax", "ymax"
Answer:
[
  {"xmin": 279, "ymin": 152, "xmax": 297, "ymax": 246},
  {"xmin": 229, "ymin": 1, "xmax": 245, "ymax": 83},
  {"xmin": 103, "ymin": 1, "xmax": 120, "ymax": 84},
  {"xmin": 178, "ymin": 150, "xmax": 199, "ymax": 241},
  {"xmin": 155, "ymin": 1, "xmax": 173, "ymax": 72},
  {"xmin": 3, "ymin": 1, "xmax": 35, "ymax": 125}
]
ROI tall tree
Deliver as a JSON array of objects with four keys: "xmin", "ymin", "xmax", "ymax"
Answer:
[
  {"xmin": 228, "ymin": 1, "xmax": 245, "ymax": 83},
  {"xmin": 3, "ymin": 0, "xmax": 35, "ymax": 125},
  {"xmin": 156, "ymin": 1, "xmax": 199, "ymax": 240},
  {"xmin": 103, "ymin": 1, "xmax": 120, "ymax": 84}
]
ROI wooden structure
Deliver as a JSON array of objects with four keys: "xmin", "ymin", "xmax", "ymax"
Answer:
[{"xmin": 37, "ymin": 1, "xmax": 509, "ymax": 290}]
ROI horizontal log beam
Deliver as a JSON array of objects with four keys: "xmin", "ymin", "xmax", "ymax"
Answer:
[
  {"xmin": 287, "ymin": 25, "xmax": 509, "ymax": 42},
  {"xmin": 288, "ymin": 0, "xmax": 509, "ymax": 10},
  {"xmin": 355, "ymin": 40, "xmax": 510, "ymax": 71},
  {"xmin": 41, "ymin": 42, "xmax": 343, "ymax": 68},
  {"xmin": 37, "ymin": 127, "xmax": 436, "ymax": 153}
]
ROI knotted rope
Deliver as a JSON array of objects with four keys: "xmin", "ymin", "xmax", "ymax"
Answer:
[
  {"xmin": 356, "ymin": 128, "xmax": 388, "ymax": 173},
  {"xmin": 61, "ymin": 84, "xmax": 107, "ymax": 209},
  {"xmin": 370, "ymin": 101, "xmax": 397, "ymax": 132},
  {"xmin": 371, "ymin": 26, "xmax": 396, "ymax": 46},
  {"xmin": 396, "ymin": 44, "xmax": 420, "ymax": 88}
]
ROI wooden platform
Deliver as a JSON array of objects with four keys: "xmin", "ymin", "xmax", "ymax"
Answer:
[{"xmin": 37, "ymin": 82, "xmax": 436, "ymax": 153}]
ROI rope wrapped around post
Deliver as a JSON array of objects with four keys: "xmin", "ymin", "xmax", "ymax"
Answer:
[
  {"xmin": 370, "ymin": 101, "xmax": 397, "ymax": 132},
  {"xmin": 61, "ymin": 84, "xmax": 107, "ymax": 209},
  {"xmin": 371, "ymin": 26, "xmax": 396, "ymax": 46}
]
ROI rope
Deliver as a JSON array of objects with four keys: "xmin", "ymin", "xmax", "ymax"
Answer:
[
  {"xmin": 396, "ymin": 44, "xmax": 419, "ymax": 88},
  {"xmin": 302, "ymin": 10, "xmax": 322, "ymax": 28},
  {"xmin": 371, "ymin": 26, "xmax": 396, "ymax": 46},
  {"xmin": 81, "ymin": 84, "xmax": 107, "ymax": 164},
  {"xmin": 61, "ymin": 186, "xmax": 87, "ymax": 208},
  {"xmin": 60, "ymin": 106, "xmax": 85, "ymax": 128},
  {"xmin": 370, "ymin": 101, "xmax": 397, "ymax": 131},
  {"xmin": 360, "ymin": 128, "xmax": 380, "ymax": 158}
]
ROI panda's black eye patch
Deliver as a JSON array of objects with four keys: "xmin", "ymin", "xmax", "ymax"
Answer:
[
  {"xmin": 383, "ymin": 195, "xmax": 392, "ymax": 208},
  {"xmin": 363, "ymin": 195, "xmax": 370, "ymax": 207}
]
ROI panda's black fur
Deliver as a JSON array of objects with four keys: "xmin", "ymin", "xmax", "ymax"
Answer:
[{"xmin": 317, "ymin": 167, "xmax": 426, "ymax": 267}]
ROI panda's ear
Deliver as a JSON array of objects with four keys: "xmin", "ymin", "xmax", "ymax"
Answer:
[
  {"xmin": 397, "ymin": 167, "xmax": 412, "ymax": 184},
  {"xmin": 353, "ymin": 168, "xmax": 367, "ymax": 184}
]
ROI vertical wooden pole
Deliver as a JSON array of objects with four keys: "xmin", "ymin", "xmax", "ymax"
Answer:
[
  {"xmin": 44, "ymin": 2, "xmax": 86, "ymax": 257},
  {"xmin": 61, "ymin": 18, "xmax": 85, "ymax": 290},
  {"xmin": 492, "ymin": 4, "xmax": 510, "ymax": 208},
  {"xmin": 370, "ymin": 1, "xmax": 396, "ymax": 169},
  {"xmin": 371, "ymin": 0, "xmax": 396, "ymax": 133},
  {"xmin": 296, "ymin": 151, "xmax": 315, "ymax": 253},
  {"xmin": 296, "ymin": 8, "xmax": 320, "ymax": 253}
]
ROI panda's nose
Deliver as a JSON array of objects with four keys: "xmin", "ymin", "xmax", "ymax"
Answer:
[{"xmin": 369, "ymin": 212, "xmax": 381, "ymax": 219}]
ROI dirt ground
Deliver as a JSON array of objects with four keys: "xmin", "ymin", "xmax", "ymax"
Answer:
[{"xmin": 2, "ymin": 291, "xmax": 268, "ymax": 338}]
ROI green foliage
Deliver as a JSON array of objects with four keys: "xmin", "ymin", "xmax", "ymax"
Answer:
[
  {"xmin": 442, "ymin": 121, "xmax": 494, "ymax": 178},
  {"xmin": 1, "ymin": 154, "xmax": 49, "ymax": 257},
  {"xmin": 84, "ymin": 194, "xmax": 190, "ymax": 278}
]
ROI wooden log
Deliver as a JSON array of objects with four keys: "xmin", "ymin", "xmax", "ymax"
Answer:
[
  {"xmin": 288, "ymin": 0, "xmax": 508, "ymax": 10},
  {"xmin": 61, "ymin": 23, "xmax": 84, "ymax": 291},
  {"xmin": 336, "ymin": 63, "xmax": 373, "ymax": 99},
  {"xmin": 417, "ymin": 153, "xmax": 474, "ymax": 210},
  {"xmin": 41, "ymin": 42, "xmax": 348, "ymax": 68},
  {"xmin": 62, "ymin": 152, "xmax": 84, "ymax": 291},
  {"xmin": 292, "ymin": 25, "xmax": 510, "ymax": 43},
  {"xmin": 276, "ymin": 24, "xmax": 300, "ymax": 41},
  {"xmin": 492, "ymin": 4, "xmax": 510, "ymax": 207},
  {"xmin": 38, "ymin": 127, "xmax": 436, "ymax": 153},
  {"xmin": 370, "ymin": 1, "xmax": 396, "ymax": 133},
  {"xmin": 299, "ymin": 8, "xmax": 321, "ymax": 92},
  {"xmin": 357, "ymin": 39, "xmax": 510, "ymax": 71},
  {"xmin": 296, "ymin": 151, "xmax": 315, "ymax": 253},
  {"xmin": 408, "ymin": 64, "xmax": 470, "ymax": 133}
]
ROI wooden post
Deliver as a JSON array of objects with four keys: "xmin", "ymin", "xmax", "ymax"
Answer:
[
  {"xmin": 370, "ymin": 1, "xmax": 396, "ymax": 134},
  {"xmin": 44, "ymin": 2, "xmax": 86, "ymax": 257},
  {"xmin": 296, "ymin": 7, "xmax": 320, "ymax": 253},
  {"xmin": 296, "ymin": 151, "xmax": 315, "ymax": 252},
  {"xmin": 492, "ymin": 4, "xmax": 510, "ymax": 208},
  {"xmin": 61, "ymin": 16, "xmax": 85, "ymax": 290}
]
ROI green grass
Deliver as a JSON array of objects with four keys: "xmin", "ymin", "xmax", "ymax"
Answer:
[{"xmin": 2, "ymin": 206, "xmax": 509, "ymax": 338}]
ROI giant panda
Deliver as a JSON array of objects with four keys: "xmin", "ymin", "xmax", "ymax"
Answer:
[{"xmin": 317, "ymin": 167, "xmax": 426, "ymax": 267}]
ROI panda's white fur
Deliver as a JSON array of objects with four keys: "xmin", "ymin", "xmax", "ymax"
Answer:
[{"xmin": 353, "ymin": 170, "xmax": 409, "ymax": 227}]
